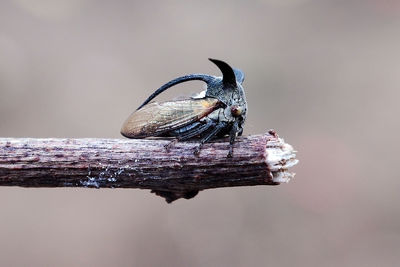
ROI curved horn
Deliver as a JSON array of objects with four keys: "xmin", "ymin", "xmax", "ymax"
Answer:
[
  {"xmin": 208, "ymin": 58, "xmax": 237, "ymax": 87},
  {"xmin": 136, "ymin": 74, "xmax": 214, "ymax": 110}
]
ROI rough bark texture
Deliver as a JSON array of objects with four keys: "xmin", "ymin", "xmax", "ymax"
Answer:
[{"xmin": 0, "ymin": 130, "xmax": 298, "ymax": 202}]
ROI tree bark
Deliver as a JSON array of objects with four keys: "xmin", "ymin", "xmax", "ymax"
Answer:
[{"xmin": 0, "ymin": 130, "xmax": 298, "ymax": 202}]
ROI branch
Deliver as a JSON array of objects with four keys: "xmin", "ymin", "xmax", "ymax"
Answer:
[{"xmin": 0, "ymin": 130, "xmax": 298, "ymax": 202}]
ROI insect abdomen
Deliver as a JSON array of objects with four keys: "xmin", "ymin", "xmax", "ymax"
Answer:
[{"xmin": 171, "ymin": 122, "xmax": 202, "ymax": 135}]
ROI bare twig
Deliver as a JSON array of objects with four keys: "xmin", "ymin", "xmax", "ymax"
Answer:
[{"xmin": 0, "ymin": 130, "xmax": 298, "ymax": 202}]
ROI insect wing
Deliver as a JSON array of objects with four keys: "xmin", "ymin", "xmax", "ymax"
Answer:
[{"xmin": 121, "ymin": 98, "xmax": 220, "ymax": 138}]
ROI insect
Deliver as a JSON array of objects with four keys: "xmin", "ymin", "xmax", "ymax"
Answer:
[{"xmin": 121, "ymin": 58, "xmax": 247, "ymax": 158}]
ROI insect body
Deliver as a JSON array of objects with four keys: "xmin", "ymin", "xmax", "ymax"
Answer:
[{"xmin": 121, "ymin": 58, "xmax": 247, "ymax": 158}]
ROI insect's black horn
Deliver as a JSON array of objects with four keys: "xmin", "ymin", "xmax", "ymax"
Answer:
[
  {"xmin": 209, "ymin": 58, "xmax": 237, "ymax": 87},
  {"xmin": 136, "ymin": 74, "xmax": 214, "ymax": 110}
]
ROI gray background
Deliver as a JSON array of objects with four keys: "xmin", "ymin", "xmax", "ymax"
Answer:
[{"xmin": 0, "ymin": 0, "xmax": 399, "ymax": 266}]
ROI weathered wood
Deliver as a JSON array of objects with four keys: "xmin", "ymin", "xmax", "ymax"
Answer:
[{"xmin": 0, "ymin": 131, "xmax": 298, "ymax": 202}]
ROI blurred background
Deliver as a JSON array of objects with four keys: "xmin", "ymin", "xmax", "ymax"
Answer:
[{"xmin": 1, "ymin": 0, "xmax": 399, "ymax": 266}]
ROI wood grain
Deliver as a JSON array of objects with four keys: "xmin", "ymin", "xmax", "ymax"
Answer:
[{"xmin": 0, "ymin": 131, "xmax": 298, "ymax": 202}]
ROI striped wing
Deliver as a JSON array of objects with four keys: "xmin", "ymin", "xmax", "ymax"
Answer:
[{"xmin": 121, "ymin": 98, "xmax": 220, "ymax": 138}]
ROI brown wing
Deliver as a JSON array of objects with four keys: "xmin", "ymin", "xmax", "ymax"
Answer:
[{"xmin": 121, "ymin": 97, "xmax": 220, "ymax": 138}]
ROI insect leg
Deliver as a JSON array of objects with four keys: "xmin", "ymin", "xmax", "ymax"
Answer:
[
  {"xmin": 227, "ymin": 120, "xmax": 239, "ymax": 158},
  {"xmin": 164, "ymin": 138, "xmax": 179, "ymax": 152},
  {"xmin": 193, "ymin": 121, "xmax": 227, "ymax": 156}
]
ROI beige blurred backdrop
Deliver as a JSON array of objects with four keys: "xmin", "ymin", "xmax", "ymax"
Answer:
[{"xmin": 1, "ymin": 0, "xmax": 399, "ymax": 266}]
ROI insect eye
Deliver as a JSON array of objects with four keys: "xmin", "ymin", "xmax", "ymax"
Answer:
[{"xmin": 231, "ymin": 105, "xmax": 243, "ymax": 117}]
